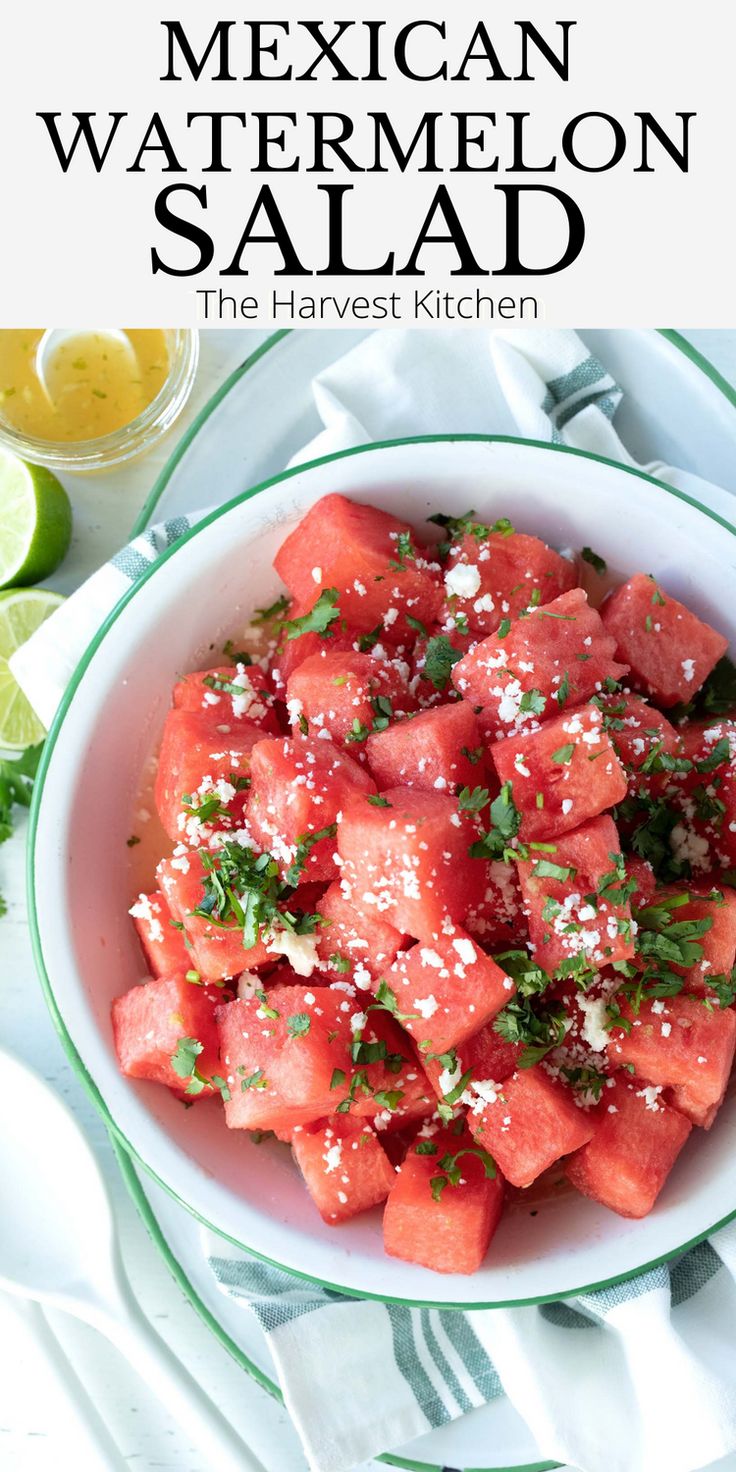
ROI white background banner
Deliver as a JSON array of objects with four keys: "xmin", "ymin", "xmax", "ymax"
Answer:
[{"xmin": 2, "ymin": 0, "xmax": 733, "ymax": 327}]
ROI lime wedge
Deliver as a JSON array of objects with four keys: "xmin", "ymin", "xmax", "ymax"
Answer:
[
  {"xmin": 0, "ymin": 448, "xmax": 72, "ymax": 588},
  {"xmin": 0, "ymin": 587, "xmax": 64, "ymax": 748}
]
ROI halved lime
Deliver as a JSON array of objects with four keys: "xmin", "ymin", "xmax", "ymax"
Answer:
[
  {"xmin": 0, "ymin": 587, "xmax": 64, "ymax": 748},
  {"xmin": 0, "ymin": 449, "xmax": 72, "ymax": 588}
]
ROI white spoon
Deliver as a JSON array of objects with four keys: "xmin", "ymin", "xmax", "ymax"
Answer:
[
  {"xmin": 0, "ymin": 1047, "xmax": 268, "ymax": 1472},
  {"xmin": 35, "ymin": 328, "xmax": 139, "ymax": 402}
]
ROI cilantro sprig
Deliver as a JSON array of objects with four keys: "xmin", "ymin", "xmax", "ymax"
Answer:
[
  {"xmin": 171, "ymin": 1037, "xmax": 230, "ymax": 1101},
  {"xmin": 0, "ymin": 744, "xmax": 44, "ymax": 918},
  {"xmin": 192, "ymin": 840, "xmax": 322, "ymax": 950},
  {"xmin": 469, "ymin": 781, "xmax": 522, "ymax": 861},
  {"xmin": 493, "ymin": 996, "xmax": 567, "ymax": 1067},
  {"xmin": 422, "ymin": 635, "xmax": 463, "ymax": 691}
]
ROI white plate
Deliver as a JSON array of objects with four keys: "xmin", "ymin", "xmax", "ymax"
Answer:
[
  {"xmin": 131, "ymin": 329, "xmax": 736, "ymax": 535},
  {"xmin": 30, "ymin": 435, "xmax": 736, "ymax": 1307}
]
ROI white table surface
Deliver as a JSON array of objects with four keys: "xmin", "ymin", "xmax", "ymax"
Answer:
[{"xmin": 2, "ymin": 328, "xmax": 736, "ymax": 1472}]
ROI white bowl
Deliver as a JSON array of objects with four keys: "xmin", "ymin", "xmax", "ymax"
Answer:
[{"xmin": 29, "ymin": 435, "xmax": 736, "ymax": 1307}]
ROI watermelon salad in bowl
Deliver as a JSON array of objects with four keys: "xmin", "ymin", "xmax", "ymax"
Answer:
[{"xmin": 29, "ymin": 436, "xmax": 736, "ymax": 1305}]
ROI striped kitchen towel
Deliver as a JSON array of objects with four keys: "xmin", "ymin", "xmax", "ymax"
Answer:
[
  {"xmin": 10, "ymin": 328, "xmax": 736, "ymax": 1472},
  {"xmin": 202, "ymin": 1221, "xmax": 736, "ymax": 1472}
]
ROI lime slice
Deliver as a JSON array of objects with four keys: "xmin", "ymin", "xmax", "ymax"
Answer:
[
  {"xmin": 0, "ymin": 449, "xmax": 72, "ymax": 588},
  {"xmin": 0, "ymin": 587, "xmax": 64, "ymax": 748}
]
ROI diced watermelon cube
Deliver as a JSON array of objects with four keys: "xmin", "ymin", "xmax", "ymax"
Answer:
[
  {"xmin": 313, "ymin": 881, "xmax": 406, "ymax": 989},
  {"xmin": 172, "ymin": 664, "xmax": 280, "ymax": 731},
  {"xmin": 286, "ymin": 649, "xmax": 414, "ymax": 748},
  {"xmin": 597, "ymin": 691, "xmax": 682, "ymax": 796},
  {"xmin": 217, "ymin": 983, "xmax": 355, "ymax": 1132},
  {"xmin": 601, "ymin": 574, "xmax": 728, "ymax": 707},
  {"xmin": 112, "ymin": 972, "xmax": 223, "ymax": 1096},
  {"xmin": 365, "ymin": 701, "xmax": 487, "ymax": 794},
  {"xmin": 422, "ymin": 1021, "xmax": 522, "ymax": 1104},
  {"xmin": 332, "ymin": 1005, "xmax": 434, "ymax": 1126},
  {"xmin": 517, "ymin": 815, "xmax": 635, "ymax": 974},
  {"xmin": 636, "ymin": 885, "xmax": 736, "ymax": 993},
  {"xmin": 292, "ymin": 1116, "xmax": 397, "ymax": 1223},
  {"xmin": 607, "ymin": 993, "xmax": 736, "ymax": 1127},
  {"xmin": 452, "ymin": 589, "xmax": 626, "ymax": 738},
  {"xmin": 383, "ymin": 1125, "xmax": 504, "ymax": 1274},
  {"xmin": 337, "ymin": 787, "xmax": 486, "ymax": 939},
  {"xmin": 565, "ymin": 1075, "xmax": 692, "ymax": 1217},
  {"xmin": 440, "ymin": 527, "xmax": 578, "ymax": 637},
  {"xmin": 273, "ymin": 494, "xmax": 442, "ymax": 642},
  {"xmin": 155, "ymin": 709, "xmax": 262, "ymax": 843},
  {"xmin": 380, "ymin": 927, "xmax": 516, "ymax": 1055},
  {"xmin": 491, "ymin": 702, "xmax": 628, "ymax": 841},
  {"xmin": 468, "ymin": 1065, "xmax": 595, "ymax": 1188},
  {"xmin": 464, "ymin": 860, "xmax": 527, "ymax": 950},
  {"xmin": 158, "ymin": 849, "xmax": 273, "ymax": 980},
  {"xmin": 129, "ymin": 890, "xmax": 190, "ymax": 977},
  {"xmin": 247, "ymin": 735, "xmax": 375, "ymax": 883}
]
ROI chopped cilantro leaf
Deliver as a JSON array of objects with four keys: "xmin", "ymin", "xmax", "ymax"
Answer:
[
  {"xmin": 389, "ymin": 529, "xmax": 416, "ymax": 570},
  {"xmin": 284, "ymin": 589, "xmax": 341, "ymax": 641},
  {"xmin": 241, "ymin": 1069, "xmax": 268, "ymax": 1092},
  {"xmin": 357, "ymin": 625, "xmax": 382, "ymax": 652},
  {"xmin": 581, "ymin": 547, "xmax": 607, "ymax": 574},
  {"xmin": 222, "ymin": 639, "xmax": 253, "ymax": 664},
  {"xmin": 519, "ymin": 688, "xmax": 546, "ymax": 715},
  {"xmin": 430, "ymin": 1146, "xmax": 496, "ymax": 1200},
  {"xmin": 555, "ymin": 671, "xmax": 570, "ymax": 708},
  {"xmin": 461, "ymin": 744, "xmax": 485, "ymax": 765},
  {"xmin": 494, "ymin": 996, "xmax": 567, "ymax": 1066},
  {"xmin": 253, "ymin": 594, "xmax": 289, "ymax": 624},
  {"xmin": 369, "ymin": 979, "xmax": 418, "ymax": 1025},
  {"xmin": 423, "ymin": 635, "xmax": 463, "ymax": 691},
  {"xmin": 696, "ymin": 738, "xmax": 730, "ymax": 774},
  {"xmin": 457, "ymin": 785, "xmax": 490, "ymax": 812},
  {"xmin": 284, "ymin": 824, "xmax": 338, "ymax": 887},
  {"xmin": 470, "ymin": 781, "xmax": 522, "ymax": 860},
  {"xmin": 287, "ymin": 1012, "xmax": 311, "ymax": 1038},
  {"xmin": 493, "ymin": 949, "xmax": 551, "ymax": 996},
  {"xmin": 406, "ymin": 614, "xmax": 428, "ymax": 638},
  {"xmin": 532, "ymin": 859, "xmax": 576, "ymax": 882},
  {"xmin": 171, "ymin": 1036, "xmax": 204, "ymax": 1080}
]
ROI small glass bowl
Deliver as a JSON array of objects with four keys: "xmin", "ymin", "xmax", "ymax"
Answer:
[{"xmin": 0, "ymin": 329, "xmax": 199, "ymax": 473}]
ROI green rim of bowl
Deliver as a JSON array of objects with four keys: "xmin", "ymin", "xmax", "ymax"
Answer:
[
  {"xmin": 27, "ymin": 435, "xmax": 736, "ymax": 1312},
  {"xmin": 112, "ymin": 1139, "xmax": 560, "ymax": 1472},
  {"xmin": 129, "ymin": 329, "xmax": 736, "ymax": 538}
]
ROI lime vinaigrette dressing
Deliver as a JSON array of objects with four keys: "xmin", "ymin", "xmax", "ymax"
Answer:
[{"xmin": 0, "ymin": 329, "xmax": 170, "ymax": 442}]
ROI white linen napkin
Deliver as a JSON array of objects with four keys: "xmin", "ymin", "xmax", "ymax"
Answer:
[{"xmin": 11, "ymin": 329, "xmax": 736, "ymax": 1472}]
